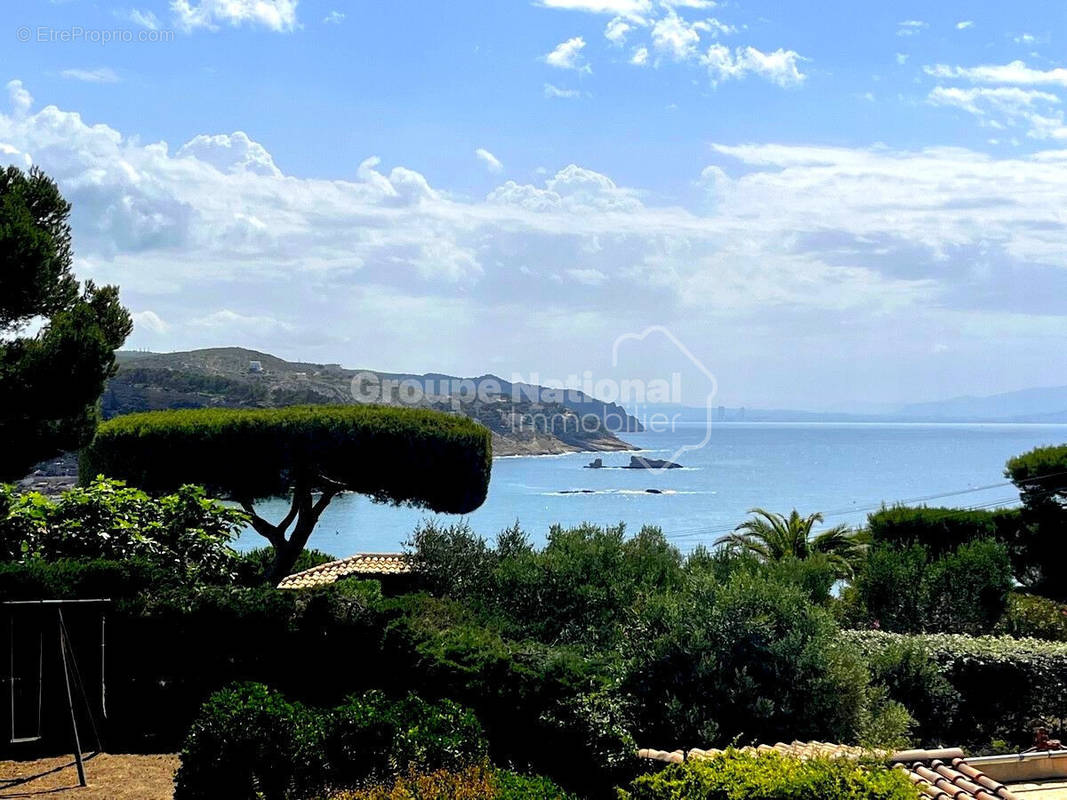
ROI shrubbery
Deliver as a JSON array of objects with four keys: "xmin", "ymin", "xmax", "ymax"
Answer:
[
  {"xmin": 175, "ymin": 683, "xmax": 487, "ymax": 800},
  {"xmin": 330, "ymin": 764, "xmax": 579, "ymax": 800},
  {"xmin": 619, "ymin": 751, "xmax": 918, "ymax": 800},
  {"xmin": 0, "ymin": 478, "xmax": 246, "ymax": 579},
  {"xmin": 845, "ymin": 629, "xmax": 1067, "ymax": 748},
  {"xmin": 999, "ymin": 593, "xmax": 1067, "ymax": 641},
  {"xmin": 846, "ymin": 539, "xmax": 1012, "ymax": 634}
]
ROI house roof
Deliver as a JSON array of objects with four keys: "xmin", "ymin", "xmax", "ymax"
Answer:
[
  {"xmin": 638, "ymin": 743, "xmax": 1021, "ymax": 800},
  {"xmin": 276, "ymin": 553, "xmax": 410, "ymax": 590}
]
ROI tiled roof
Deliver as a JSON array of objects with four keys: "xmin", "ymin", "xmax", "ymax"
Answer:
[
  {"xmin": 276, "ymin": 553, "xmax": 410, "ymax": 590},
  {"xmin": 638, "ymin": 743, "xmax": 1021, "ymax": 800}
]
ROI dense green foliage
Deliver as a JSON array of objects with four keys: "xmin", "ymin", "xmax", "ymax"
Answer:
[
  {"xmin": 846, "ymin": 539, "xmax": 1013, "ymax": 634},
  {"xmin": 175, "ymin": 683, "xmax": 487, "ymax": 800},
  {"xmin": 1007, "ymin": 444, "xmax": 1067, "ymax": 508},
  {"xmin": 867, "ymin": 505, "xmax": 1020, "ymax": 556},
  {"xmin": 0, "ymin": 478, "xmax": 246, "ymax": 578},
  {"xmin": 331, "ymin": 764, "xmax": 579, "ymax": 800},
  {"xmin": 619, "ymin": 751, "xmax": 918, "ymax": 800},
  {"xmin": 846, "ymin": 630, "xmax": 1067, "ymax": 748},
  {"xmin": 998, "ymin": 593, "xmax": 1067, "ymax": 641},
  {"xmin": 81, "ymin": 405, "xmax": 492, "ymax": 510},
  {"xmin": 0, "ymin": 165, "xmax": 132, "ymax": 481}
]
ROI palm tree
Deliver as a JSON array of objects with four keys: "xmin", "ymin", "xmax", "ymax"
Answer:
[{"xmin": 715, "ymin": 508, "xmax": 865, "ymax": 578}]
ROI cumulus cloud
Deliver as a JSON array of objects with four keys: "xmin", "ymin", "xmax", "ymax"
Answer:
[
  {"xmin": 545, "ymin": 37, "xmax": 591, "ymax": 71},
  {"xmin": 539, "ymin": 0, "xmax": 651, "ymax": 17},
  {"xmin": 631, "ymin": 47, "xmax": 649, "ymax": 66},
  {"xmin": 323, "ymin": 10, "xmax": 344, "ymax": 24},
  {"xmin": 2, "ymin": 83, "xmax": 1065, "ymax": 400},
  {"xmin": 126, "ymin": 8, "xmax": 161, "ymax": 29},
  {"xmin": 475, "ymin": 148, "xmax": 503, "ymax": 173},
  {"xmin": 171, "ymin": 0, "xmax": 298, "ymax": 32},
  {"xmin": 704, "ymin": 45, "xmax": 805, "ymax": 87},
  {"xmin": 956, "ymin": 20, "xmax": 974, "ymax": 30},
  {"xmin": 60, "ymin": 68, "xmax": 120, "ymax": 84},
  {"xmin": 604, "ymin": 17, "xmax": 632, "ymax": 44}
]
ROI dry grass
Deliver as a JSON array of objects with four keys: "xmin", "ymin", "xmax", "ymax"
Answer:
[{"xmin": 0, "ymin": 753, "xmax": 177, "ymax": 799}]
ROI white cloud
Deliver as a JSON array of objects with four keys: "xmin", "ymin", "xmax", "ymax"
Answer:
[
  {"xmin": 126, "ymin": 8, "xmax": 161, "ymax": 29},
  {"xmin": 1014, "ymin": 33, "xmax": 1036, "ymax": 45},
  {"xmin": 323, "ymin": 10, "xmax": 344, "ymax": 24},
  {"xmin": 545, "ymin": 36, "xmax": 591, "ymax": 71},
  {"xmin": 176, "ymin": 131, "xmax": 282, "ymax": 176},
  {"xmin": 5, "ymin": 84, "xmax": 1067, "ymax": 400},
  {"xmin": 60, "ymin": 68, "xmax": 121, "ymax": 84},
  {"xmin": 704, "ymin": 45, "xmax": 805, "ymax": 87},
  {"xmin": 897, "ymin": 20, "xmax": 928, "ymax": 36},
  {"xmin": 956, "ymin": 20, "xmax": 974, "ymax": 30},
  {"xmin": 475, "ymin": 148, "xmax": 503, "ymax": 173},
  {"xmin": 630, "ymin": 46, "xmax": 649, "ymax": 66},
  {"xmin": 539, "ymin": 0, "xmax": 652, "ymax": 18},
  {"xmin": 651, "ymin": 12, "xmax": 702, "ymax": 60},
  {"xmin": 6, "ymin": 81, "xmax": 32, "ymax": 117},
  {"xmin": 604, "ymin": 17, "xmax": 632, "ymax": 45},
  {"xmin": 171, "ymin": 0, "xmax": 298, "ymax": 32},
  {"xmin": 544, "ymin": 83, "xmax": 582, "ymax": 99},
  {"xmin": 896, "ymin": 53, "xmax": 909, "ymax": 65},
  {"xmin": 132, "ymin": 310, "xmax": 169, "ymax": 334},
  {"xmin": 925, "ymin": 61, "xmax": 1067, "ymax": 87}
]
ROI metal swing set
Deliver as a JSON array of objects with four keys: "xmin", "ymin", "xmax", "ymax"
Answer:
[{"xmin": 3, "ymin": 599, "xmax": 108, "ymax": 789}]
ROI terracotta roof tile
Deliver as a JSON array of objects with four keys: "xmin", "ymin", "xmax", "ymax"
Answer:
[
  {"xmin": 276, "ymin": 553, "xmax": 410, "ymax": 590},
  {"xmin": 638, "ymin": 742, "xmax": 1020, "ymax": 800}
]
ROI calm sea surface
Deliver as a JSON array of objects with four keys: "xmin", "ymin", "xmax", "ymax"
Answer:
[{"xmin": 235, "ymin": 422, "xmax": 1067, "ymax": 556}]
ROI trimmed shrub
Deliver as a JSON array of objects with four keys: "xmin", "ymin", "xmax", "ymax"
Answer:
[
  {"xmin": 175, "ymin": 683, "xmax": 487, "ymax": 800},
  {"xmin": 0, "ymin": 557, "xmax": 178, "ymax": 601},
  {"xmin": 80, "ymin": 405, "xmax": 492, "ymax": 513},
  {"xmin": 330, "ymin": 763, "xmax": 579, "ymax": 800},
  {"xmin": 999, "ymin": 593, "xmax": 1067, "ymax": 641},
  {"xmin": 867, "ymin": 506, "xmax": 1020, "ymax": 556},
  {"xmin": 845, "ymin": 629, "xmax": 1067, "ymax": 747},
  {"xmin": 619, "ymin": 751, "xmax": 918, "ymax": 800}
]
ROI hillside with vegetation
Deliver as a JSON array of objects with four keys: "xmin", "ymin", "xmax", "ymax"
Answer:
[{"xmin": 103, "ymin": 347, "xmax": 639, "ymax": 457}]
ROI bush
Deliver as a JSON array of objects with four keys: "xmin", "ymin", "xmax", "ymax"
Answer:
[
  {"xmin": 999, "ymin": 593, "xmax": 1067, "ymax": 641},
  {"xmin": 867, "ymin": 505, "xmax": 1020, "ymax": 556},
  {"xmin": 849, "ymin": 539, "xmax": 1012, "ymax": 634},
  {"xmin": 845, "ymin": 629, "xmax": 1067, "ymax": 748},
  {"xmin": 619, "ymin": 751, "xmax": 918, "ymax": 800},
  {"xmin": 0, "ymin": 478, "xmax": 245, "ymax": 580},
  {"xmin": 330, "ymin": 763, "xmax": 579, "ymax": 800},
  {"xmin": 175, "ymin": 683, "xmax": 487, "ymax": 800},
  {"xmin": 0, "ymin": 557, "xmax": 178, "ymax": 601},
  {"xmin": 623, "ymin": 569, "xmax": 869, "ymax": 748}
]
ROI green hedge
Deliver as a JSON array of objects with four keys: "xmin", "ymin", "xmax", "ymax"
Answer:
[
  {"xmin": 80, "ymin": 405, "xmax": 492, "ymax": 513},
  {"xmin": 867, "ymin": 506, "xmax": 1021, "ymax": 555},
  {"xmin": 1007, "ymin": 444, "xmax": 1067, "ymax": 504},
  {"xmin": 619, "ymin": 751, "xmax": 917, "ymax": 800},
  {"xmin": 844, "ymin": 629, "xmax": 1067, "ymax": 747},
  {"xmin": 175, "ymin": 683, "xmax": 487, "ymax": 800}
]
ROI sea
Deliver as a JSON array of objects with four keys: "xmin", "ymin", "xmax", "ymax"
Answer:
[{"xmin": 234, "ymin": 422, "xmax": 1067, "ymax": 556}]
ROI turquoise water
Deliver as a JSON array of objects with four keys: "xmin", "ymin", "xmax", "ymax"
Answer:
[{"xmin": 235, "ymin": 422, "xmax": 1067, "ymax": 556}]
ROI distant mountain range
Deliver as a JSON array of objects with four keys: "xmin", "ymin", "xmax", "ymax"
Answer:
[
  {"xmin": 105, "ymin": 348, "xmax": 641, "ymax": 457},
  {"xmin": 644, "ymin": 385, "xmax": 1067, "ymax": 424}
]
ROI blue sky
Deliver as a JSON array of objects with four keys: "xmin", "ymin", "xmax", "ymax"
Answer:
[{"xmin": 4, "ymin": 0, "xmax": 1067, "ymax": 408}]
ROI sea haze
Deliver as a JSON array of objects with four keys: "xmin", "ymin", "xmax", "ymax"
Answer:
[{"xmin": 236, "ymin": 422, "xmax": 1067, "ymax": 556}]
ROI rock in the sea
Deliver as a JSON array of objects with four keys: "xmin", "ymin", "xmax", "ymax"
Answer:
[
  {"xmin": 585, "ymin": 458, "xmax": 604, "ymax": 469},
  {"xmin": 624, "ymin": 456, "xmax": 683, "ymax": 470}
]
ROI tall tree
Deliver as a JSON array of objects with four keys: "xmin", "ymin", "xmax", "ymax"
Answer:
[
  {"xmin": 716, "ymin": 507, "xmax": 865, "ymax": 579},
  {"xmin": 0, "ymin": 166, "xmax": 132, "ymax": 482},
  {"xmin": 80, "ymin": 405, "xmax": 493, "ymax": 580}
]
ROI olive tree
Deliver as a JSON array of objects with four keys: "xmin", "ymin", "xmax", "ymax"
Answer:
[{"xmin": 80, "ymin": 405, "xmax": 492, "ymax": 580}]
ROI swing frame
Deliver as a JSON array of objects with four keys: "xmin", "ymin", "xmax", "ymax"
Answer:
[{"xmin": 3, "ymin": 599, "xmax": 109, "ymax": 789}]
